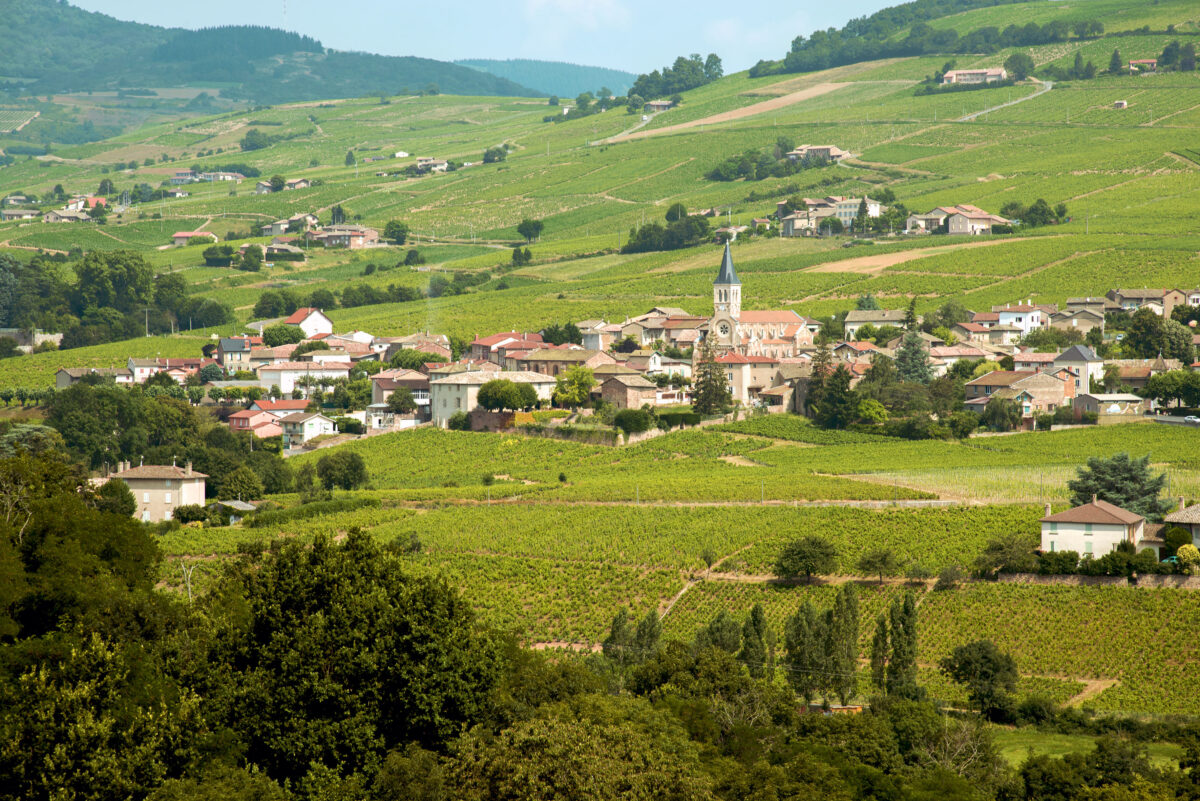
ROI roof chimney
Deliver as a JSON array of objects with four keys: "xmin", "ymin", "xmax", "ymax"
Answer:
[
  {"xmin": 1044, "ymin": 502, "xmax": 1052, "ymax": 518},
  {"xmin": 1181, "ymin": 496, "xmax": 1188, "ymax": 513},
  {"xmin": 1092, "ymin": 494, "xmax": 1098, "ymax": 504},
  {"xmin": 185, "ymin": 461, "xmax": 192, "ymax": 477}
]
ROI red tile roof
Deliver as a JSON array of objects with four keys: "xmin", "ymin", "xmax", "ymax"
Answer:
[
  {"xmin": 282, "ymin": 307, "xmax": 321, "ymax": 324},
  {"xmin": 739, "ymin": 310, "xmax": 803, "ymax": 324},
  {"xmin": 1041, "ymin": 499, "xmax": 1143, "ymax": 526},
  {"xmin": 716, "ymin": 353, "xmax": 778, "ymax": 364},
  {"xmin": 965, "ymin": 370, "xmax": 1035, "ymax": 386}
]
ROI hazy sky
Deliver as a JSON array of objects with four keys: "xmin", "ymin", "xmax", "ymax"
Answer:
[{"xmin": 72, "ymin": 0, "xmax": 893, "ymax": 73}]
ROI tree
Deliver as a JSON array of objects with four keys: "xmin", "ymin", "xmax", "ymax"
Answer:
[
  {"xmin": 940, "ymin": 640, "xmax": 1018, "ymax": 715},
  {"xmin": 613, "ymin": 409, "xmax": 653, "ymax": 435},
  {"xmin": 896, "ymin": 330, "xmax": 933, "ymax": 384},
  {"xmin": 633, "ymin": 608, "xmax": 661, "ymax": 662},
  {"xmin": 603, "ymin": 608, "xmax": 636, "ymax": 668},
  {"xmin": 478, "ymin": 379, "xmax": 525, "ymax": 412},
  {"xmin": 664, "ymin": 202, "xmax": 688, "ymax": 222},
  {"xmin": 261, "ymin": 324, "xmax": 304, "ymax": 348},
  {"xmin": 552, "ymin": 366, "xmax": 595, "ymax": 408},
  {"xmin": 239, "ymin": 246, "xmax": 262, "ymax": 272},
  {"xmin": 856, "ymin": 293, "xmax": 880, "ymax": 311},
  {"xmin": 775, "ymin": 535, "xmax": 837, "ymax": 583},
  {"xmin": 386, "ymin": 388, "xmax": 417, "ymax": 414},
  {"xmin": 981, "ymin": 396, "xmax": 1022, "ymax": 432},
  {"xmin": 784, "ymin": 601, "xmax": 827, "ymax": 704},
  {"xmin": 806, "ymin": 340, "xmax": 832, "ymax": 417},
  {"xmin": 854, "ymin": 197, "xmax": 870, "ymax": 233},
  {"xmin": 1004, "ymin": 52, "xmax": 1036, "ymax": 80},
  {"xmin": 704, "ymin": 53, "xmax": 724, "ymax": 81},
  {"xmin": 886, "ymin": 592, "xmax": 921, "ymax": 699},
  {"xmin": 1068, "ymin": 452, "xmax": 1169, "ymax": 521},
  {"xmin": 94, "ymin": 477, "xmax": 135, "ymax": 516},
  {"xmin": 1109, "ymin": 48, "xmax": 1123, "ymax": 74},
  {"xmin": 345, "ymin": 149, "xmax": 355, "ymax": 166},
  {"xmin": 814, "ymin": 365, "xmax": 857, "ymax": 429},
  {"xmin": 691, "ymin": 338, "xmax": 732, "ymax": 415},
  {"xmin": 269, "ymin": 174, "xmax": 286, "ymax": 192},
  {"xmin": 482, "ymin": 146, "xmax": 507, "ymax": 164},
  {"xmin": 870, "ymin": 613, "xmax": 888, "ymax": 693},
  {"xmin": 818, "ymin": 216, "xmax": 844, "ymax": 235},
  {"xmin": 218, "ymin": 464, "xmax": 264, "ymax": 500},
  {"xmin": 516, "ymin": 218, "xmax": 544, "ymax": 243},
  {"xmin": 859, "ymin": 549, "xmax": 899, "ymax": 585},
  {"xmin": 738, "ymin": 603, "xmax": 774, "ymax": 678},
  {"xmin": 316, "ymin": 450, "xmax": 369, "ymax": 490},
  {"xmin": 240, "ymin": 128, "xmax": 270, "ymax": 151},
  {"xmin": 827, "ymin": 583, "xmax": 859, "ymax": 705},
  {"xmin": 384, "ymin": 220, "xmax": 409, "ymax": 244}
]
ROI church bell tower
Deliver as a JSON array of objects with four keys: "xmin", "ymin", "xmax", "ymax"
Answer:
[{"xmin": 713, "ymin": 242, "xmax": 741, "ymax": 318}]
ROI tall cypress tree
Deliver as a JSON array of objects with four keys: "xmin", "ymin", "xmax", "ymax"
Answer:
[
  {"xmin": 785, "ymin": 601, "xmax": 826, "ymax": 705},
  {"xmin": 740, "ymin": 602, "xmax": 775, "ymax": 679},
  {"xmin": 603, "ymin": 607, "xmax": 636, "ymax": 668},
  {"xmin": 805, "ymin": 339, "xmax": 833, "ymax": 417},
  {"xmin": 896, "ymin": 330, "xmax": 933, "ymax": 384},
  {"xmin": 870, "ymin": 613, "xmax": 889, "ymax": 694},
  {"xmin": 828, "ymin": 583, "xmax": 860, "ymax": 705},
  {"xmin": 903, "ymin": 296, "xmax": 918, "ymax": 330},
  {"xmin": 1108, "ymin": 48, "xmax": 1123, "ymax": 74},
  {"xmin": 633, "ymin": 608, "xmax": 662, "ymax": 663},
  {"xmin": 815, "ymin": 365, "xmax": 858, "ymax": 429},
  {"xmin": 886, "ymin": 592, "xmax": 922, "ymax": 700}
]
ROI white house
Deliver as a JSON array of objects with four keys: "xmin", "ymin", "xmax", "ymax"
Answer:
[
  {"xmin": 279, "ymin": 412, "xmax": 337, "ymax": 449},
  {"xmin": 256, "ymin": 361, "xmax": 350, "ymax": 393},
  {"xmin": 429, "ymin": 370, "xmax": 555, "ymax": 427},
  {"xmin": 1040, "ymin": 498, "xmax": 1148, "ymax": 557},
  {"xmin": 994, "ymin": 304, "xmax": 1047, "ymax": 336},
  {"xmin": 281, "ymin": 307, "xmax": 334, "ymax": 338}
]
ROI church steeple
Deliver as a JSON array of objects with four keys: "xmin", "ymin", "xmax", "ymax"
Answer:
[{"xmin": 713, "ymin": 242, "xmax": 741, "ymax": 319}]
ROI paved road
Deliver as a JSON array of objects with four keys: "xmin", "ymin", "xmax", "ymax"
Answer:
[{"xmin": 959, "ymin": 79, "xmax": 1052, "ymax": 122}]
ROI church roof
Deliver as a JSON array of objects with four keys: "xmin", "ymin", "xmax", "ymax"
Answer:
[{"xmin": 714, "ymin": 242, "xmax": 740, "ymax": 286}]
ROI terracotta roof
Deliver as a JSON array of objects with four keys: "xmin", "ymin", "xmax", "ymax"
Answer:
[
  {"xmin": 972, "ymin": 313, "xmax": 1000, "ymax": 323},
  {"xmin": 279, "ymin": 412, "xmax": 333, "ymax": 423},
  {"xmin": 716, "ymin": 353, "xmax": 778, "ymax": 364},
  {"xmin": 252, "ymin": 399, "xmax": 310, "ymax": 411},
  {"xmin": 603, "ymin": 374, "xmax": 657, "ymax": 389},
  {"xmin": 838, "ymin": 341, "xmax": 879, "ymax": 352},
  {"xmin": 1014, "ymin": 351, "xmax": 1058, "ymax": 363},
  {"xmin": 955, "ymin": 322, "xmax": 988, "ymax": 333},
  {"xmin": 930, "ymin": 346, "xmax": 987, "ymax": 358},
  {"xmin": 258, "ymin": 361, "xmax": 351, "ymax": 372},
  {"xmin": 739, "ymin": 310, "xmax": 803, "ymax": 324},
  {"xmin": 114, "ymin": 464, "xmax": 208, "ymax": 480},
  {"xmin": 282, "ymin": 307, "xmax": 323, "ymax": 324},
  {"xmin": 1041, "ymin": 499, "xmax": 1144, "ymax": 526},
  {"xmin": 965, "ymin": 370, "xmax": 1035, "ymax": 387},
  {"xmin": 1166, "ymin": 503, "xmax": 1200, "ymax": 525}
]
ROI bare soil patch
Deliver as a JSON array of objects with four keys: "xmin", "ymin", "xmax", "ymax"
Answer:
[{"xmin": 805, "ymin": 237, "xmax": 1036, "ymax": 275}]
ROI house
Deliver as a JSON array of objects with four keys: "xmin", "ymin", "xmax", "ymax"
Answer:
[
  {"xmin": 942, "ymin": 68, "xmax": 1008, "ymax": 84},
  {"xmin": 248, "ymin": 398, "xmax": 311, "ymax": 418},
  {"xmin": 600, "ymin": 374, "xmax": 659, "ymax": 409},
  {"xmin": 55, "ymin": 366, "xmax": 134, "ymax": 389},
  {"xmin": 1114, "ymin": 100, "xmax": 1128, "ymax": 109},
  {"xmin": 228, "ymin": 409, "xmax": 284, "ymax": 438},
  {"xmin": 279, "ymin": 413, "xmax": 337, "ymax": 449},
  {"xmin": 102, "ymin": 461, "xmax": 207, "ymax": 523},
  {"xmin": 429, "ymin": 370, "xmax": 555, "ymax": 427},
  {"xmin": 172, "ymin": 231, "xmax": 218, "ymax": 246},
  {"xmin": 281, "ymin": 307, "xmax": 334, "ymax": 338},
  {"xmin": 644, "ymin": 100, "xmax": 675, "ymax": 113},
  {"xmin": 992, "ymin": 303, "xmax": 1047, "ymax": 336},
  {"xmin": 469, "ymin": 331, "xmax": 545, "ymax": 364},
  {"xmin": 512, "ymin": 348, "xmax": 616, "ymax": 376},
  {"xmin": 43, "ymin": 209, "xmax": 91, "ymax": 223},
  {"xmin": 416, "ymin": 157, "xmax": 449, "ymax": 173},
  {"xmin": 1040, "ymin": 498, "xmax": 1148, "ymax": 557},
  {"xmin": 170, "ymin": 171, "xmax": 197, "ymax": 185},
  {"xmin": 780, "ymin": 196, "xmax": 879, "ymax": 235},
  {"xmin": 2, "ymin": 194, "xmax": 31, "ymax": 205},
  {"xmin": 370, "ymin": 368, "xmax": 431, "ymax": 411},
  {"xmin": 1107, "ymin": 357, "xmax": 1180, "ymax": 391},
  {"xmin": 1106, "ymin": 289, "xmax": 1182, "ymax": 318},
  {"xmin": 266, "ymin": 243, "xmax": 306, "ymax": 261},
  {"xmin": 1129, "ymin": 59, "xmax": 1157, "ymax": 74},
  {"xmin": 165, "ymin": 189, "xmax": 189, "ymax": 199},
  {"xmin": 256, "ymin": 361, "xmax": 350, "ymax": 393},
  {"xmin": 126, "ymin": 357, "xmax": 165, "ymax": 383},
  {"xmin": 306, "ymin": 225, "xmax": 379, "ymax": 249},
  {"xmin": 196, "ymin": 171, "xmax": 244, "ymax": 182},
  {"xmin": 834, "ymin": 340, "xmax": 881, "ymax": 363},
  {"xmin": 1162, "ymin": 500, "xmax": 1200, "ymax": 546},
  {"xmin": 285, "ymin": 178, "xmax": 311, "ymax": 190},
  {"xmin": 255, "ymin": 181, "xmax": 274, "ymax": 194},
  {"xmin": 715, "ymin": 352, "xmax": 781, "ymax": 406},
  {"xmin": 211, "ymin": 499, "xmax": 257, "ymax": 525},
  {"xmin": 964, "ymin": 370, "xmax": 1074, "ymax": 417},
  {"xmin": 786, "ymin": 145, "xmax": 851, "ymax": 163},
  {"xmin": 260, "ymin": 213, "xmax": 319, "ymax": 237},
  {"xmin": 1051, "ymin": 308, "xmax": 1105, "ymax": 335},
  {"xmin": 1073, "ymin": 393, "xmax": 1149, "ymax": 420},
  {"xmin": 906, "ymin": 204, "xmax": 1007, "ymax": 234},
  {"xmin": 928, "ymin": 345, "xmax": 988, "ymax": 373},
  {"xmin": 1053, "ymin": 345, "xmax": 1103, "ymax": 392},
  {"xmin": 0, "ymin": 208, "xmax": 38, "ymax": 221},
  {"xmin": 65, "ymin": 196, "xmax": 106, "ymax": 212},
  {"xmin": 218, "ymin": 336, "xmax": 261, "ymax": 369},
  {"xmin": 843, "ymin": 309, "xmax": 911, "ymax": 339},
  {"xmin": 1013, "ymin": 350, "xmax": 1059, "ymax": 372}
]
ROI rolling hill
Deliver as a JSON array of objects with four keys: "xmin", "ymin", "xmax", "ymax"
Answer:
[{"xmin": 0, "ymin": 0, "xmax": 542, "ymax": 102}]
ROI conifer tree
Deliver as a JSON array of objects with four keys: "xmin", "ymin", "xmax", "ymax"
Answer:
[
  {"xmin": 1109, "ymin": 48, "xmax": 1123, "ymax": 74},
  {"xmin": 603, "ymin": 607, "xmax": 636, "ymax": 668},
  {"xmin": 692, "ymin": 337, "xmax": 732, "ymax": 415},
  {"xmin": 633, "ymin": 608, "xmax": 662, "ymax": 663},
  {"xmin": 896, "ymin": 330, "xmax": 933, "ymax": 384},
  {"xmin": 814, "ymin": 364, "xmax": 858, "ymax": 429},
  {"xmin": 828, "ymin": 583, "xmax": 860, "ymax": 705},
  {"xmin": 784, "ymin": 601, "xmax": 826, "ymax": 704},
  {"xmin": 903, "ymin": 296, "xmax": 918, "ymax": 330},
  {"xmin": 870, "ymin": 613, "xmax": 889, "ymax": 694},
  {"xmin": 739, "ymin": 603, "xmax": 775, "ymax": 679},
  {"xmin": 805, "ymin": 339, "xmax": 833, "ymax": 417},
  {"xmin": 886, "ymin": 592, "xmax": 922, "ymax": 699}
]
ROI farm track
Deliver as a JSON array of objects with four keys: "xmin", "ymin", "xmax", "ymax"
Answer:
[
  {"xmin": 803, "ymin": 237, "xmax": 1042, "ymax": 275},
  {"xmin": 958, "ymin": 79, "xmax": 1052, "ymax": 122}
]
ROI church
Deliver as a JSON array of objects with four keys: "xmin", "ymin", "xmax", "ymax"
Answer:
[{"xmin": 707, "ymin": 243, "xmax": 817, "ymax": 359}]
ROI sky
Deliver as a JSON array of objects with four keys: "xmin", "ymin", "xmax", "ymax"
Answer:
[{"xmin": 71, "ymin": 0, "xmax": 894, "ymax": 74}]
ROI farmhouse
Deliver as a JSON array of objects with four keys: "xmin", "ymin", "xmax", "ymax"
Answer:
[
  {"xmin": 370, "ymin": 368, "xmax": 431, "ymax": 409},
  {"xmin": 260, "ymin": 213, "xmax": 319, "ymax": 237},
  {"xmin": 248, "ymin": 398, "xmax": 311, "ymax": 418},
  {"xmin": 786, "ymin": 145, "xmax": 851, "ymax": 163},
  {"xmin": 256, "ymin": 360, "xmax": 350, "ymax": 393},
  {"xmin": 600, "ymin": 373, "xmax": 659, "ymax": 409},
  {"xmin": 942, "ymin": 68, "xmax": 1008, "ymax": 84},
  {"xmin": 306, "ymin": 225, "xmax": 379, "ymax": 249},
  {"xmin": 1040, "ymin": 498, "xmax": 1148, "ymax": 557},
  {"xmin": 171, "ymin": 231, "xmax": 218, "ymax": 246},
  {"xmin": 101, "ymin": 461, "xmax": 207, "ymax": 523},
  {"xmin": 509, "ymin": 348, "xmax": 616, "ymax": 375},
  {"xmin": 1053, "ymin": 345, "xmax": 1103, "ymax": 392},
  {"xmin": 43, "ymin": 209, "xmax": 91, "ymax": 223},
  {"xmin": 781, "ymin": 196, "xmax": 880, "ymax": 236},
  {"xmin": 227, "ymin": 409, "xmax": 284, "ymax": 439},
  {"xmin": 55, "ymin": 367, "xmax": 134, "ymax": 388},
  {"xmin": 0, "ymin": 208, "xmax": 38, "ymax": 221},
  {"xmin": 1072, "ymin": 393, "xmax": 1149, "ymax": 420},
  {"xmin": 906, "ymin": 204, "xmax": 1007, "ymax": 234},
  {"xmin": 1163, "ymin": 500, "xmax": 1200, "ymax": 545},
  {"xmin": 843, "ymin": 309, "xmax": 911, "ymax": 339},
  {"xmin": 644, "ymin": 100, "xmax": 675, "ymax": 112}
]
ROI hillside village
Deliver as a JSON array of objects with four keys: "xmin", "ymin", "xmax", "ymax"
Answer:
[{"xmin": 7, "ymin": 0, "xmax": 1200, "ymax": 797}]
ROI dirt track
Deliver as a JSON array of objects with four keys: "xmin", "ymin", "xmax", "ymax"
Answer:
[{"xmin": 605, "ymin": 83, "xmax": 845, "ymax": 143}]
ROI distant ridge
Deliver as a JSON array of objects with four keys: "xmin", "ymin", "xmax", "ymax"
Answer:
[
  {"xmin": 456, "ymin": 59, "xmax": 636, "ymax": 98},
  {"xmin": 0, "ymin": 0, "xmax": 543, "ymax": 102}
]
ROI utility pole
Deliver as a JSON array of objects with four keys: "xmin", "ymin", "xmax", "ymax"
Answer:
[{"xmin": 142, "ymin": 308, "xmax": 152, "ymax": 337}]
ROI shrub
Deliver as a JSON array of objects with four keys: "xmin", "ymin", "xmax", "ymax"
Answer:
[
  {"xmin": 613, "ymin": 408, "xmax": 653, "ymax": 435},
  {"xmin": 447, "ymin": 411, "xmax": 471, "ymax": 431},
  {"xmin": 172, "ymin": 504, "xmax": 209, "ymax": 524},
  {"xmin": 248, "ymin": 497, "xmax": 379, "ymax": 528},
  {"xmin": 933, "ymin": 565, "xmax": 962, "ymax": 591}
]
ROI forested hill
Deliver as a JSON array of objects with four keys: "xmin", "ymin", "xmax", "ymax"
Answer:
[
  {"xmin": 0, "ymin": 0, "xmax": 542, "ymax": 101},
  {"xmin": 455, "ymin": 59, "xmax": 637, "ymax": 97}
]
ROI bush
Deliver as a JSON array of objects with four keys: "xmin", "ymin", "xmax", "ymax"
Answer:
[
  {"xmin": 333, "ymin": 417, "xmax": 364, "ymax": 435},
  {"xmin": 172, "ymin": 504, "xmax": 209, "ymax": 524},
  {"xmin": 447, "ymin": 411, "xmax": 471, "ymax": 431},
  {"xmin": 657, "ymin": 411, "xmax": 701, "ymax": 429},
  {"xmin": 613, "ymin": 408, "xmax": 653, "ymax": 435},
  {"xmin": 248, "ymin": 497, "xmax": 379, "ymax": 528},
  {"xmin": 933, "ymin": 565, "xmax": 962, "ymax": 591},
  {"xmin": 1037, "ymin": 550, "xmax": 1080, "ymax": 575}
]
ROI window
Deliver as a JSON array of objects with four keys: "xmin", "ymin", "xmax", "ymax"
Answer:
[
  {"xmin": 1085, "ymin": 523, "xmax": 1093, "ymax": 534},
  {"xmin": 165, "ymin": 479, "xmax": 172, "ymax": 488},
  {"xmin": 1049, "ymin": 541, "xmax": 1056, "ymax": 552},
  {"xmin": 1049, "ymin": 522, "xmax": 1058, "ymax": 532},
  {"xmin": 1084, "ymin": 541, "xmax": 1093, "ymax": 554},
  {"xmin": 143, "ymin": 492, "xmax": 150, "ymax": 503},
  {"xmin": 164, "ymin": 492, "xmax": 172, "ymax": 504}
]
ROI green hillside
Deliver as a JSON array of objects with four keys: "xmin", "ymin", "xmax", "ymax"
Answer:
[
  {"xmin": 455, "ymin": 59, "xmax": 637, "ymax": 97},
  {"xmin": 0, "ymin": 0, "xmax": 541, "ymax": 102}
]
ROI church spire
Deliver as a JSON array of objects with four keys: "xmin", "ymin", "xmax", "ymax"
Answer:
[{"xmin": 714, "ymin": 241, "xmax": 740, "ymax": 286}]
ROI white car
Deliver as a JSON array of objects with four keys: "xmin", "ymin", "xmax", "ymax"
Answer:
[{"xmin": 1185, "ymin": 416, "xmax": 1200, "ymax": 424}]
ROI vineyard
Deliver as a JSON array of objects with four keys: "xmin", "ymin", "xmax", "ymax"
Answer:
[{"xmin": 0, "ymin": 109, "xmax": 37, "ymax": 133}]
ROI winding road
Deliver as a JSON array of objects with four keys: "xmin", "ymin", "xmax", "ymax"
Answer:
[{"xmin": 959, "ymin": 79, "xmax": 1052, "ymax": 122}]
